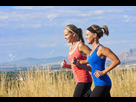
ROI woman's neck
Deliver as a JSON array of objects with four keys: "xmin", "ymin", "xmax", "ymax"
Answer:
[
  {"xmin": 72, "ymin": 40, "xmax": 79, "ymax": 45},
  {"xmin": 91, "ymin": 40, "xmax": 100, "ymax": 49}
]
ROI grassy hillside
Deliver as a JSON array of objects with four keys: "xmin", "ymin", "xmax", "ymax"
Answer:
[{"xmin": 0, "ymin": 66, "xmax": 136, "ymax": 97}]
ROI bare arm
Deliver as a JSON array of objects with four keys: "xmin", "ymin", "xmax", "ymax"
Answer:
[
  {"xmin": 94, "ymin": 46, "xmax": 121, "ymax": 78},
  {"xmin": 78, "ymin": 43, "xmax": 91, "ymax": 64},
  {"xmin": 80, "ymin": 59, "xmax": 89, "ymax": 65},
  {"xmin": 72, "ymin": 57, "xmax": 91, "ymax": 72},
  {"xmin": 102, "ymin": 47, "xmax": 121, "ymax": 73},
  {"xmin": 78, "ymin": 64, "xmax": 91, "ymax": 72}
]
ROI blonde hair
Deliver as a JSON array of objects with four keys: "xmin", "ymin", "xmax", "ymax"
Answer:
[
  {"xmin": 91, "ymin": 24, "xmax": 109, "ymax": 38},
  {"xmin": 65, "ymin": 24, "xmax": 85, "ymax": 44}
]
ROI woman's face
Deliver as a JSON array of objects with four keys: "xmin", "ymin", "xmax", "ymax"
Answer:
[
  {"xmin": 64, "ymin": 29, "xmax": 74, "ymax": 43},
  {"xmin": 86, "ymin": 30, "xmax": 96, "ymax": 44}
]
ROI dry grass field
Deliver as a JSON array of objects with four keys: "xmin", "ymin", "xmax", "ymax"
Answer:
[{"xmin": 0, "ymin": 66, "xmax": 136, "ymax": 97}]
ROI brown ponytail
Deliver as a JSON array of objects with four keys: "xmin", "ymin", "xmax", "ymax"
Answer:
[
  {"xmin": 78, "ymin": 28, "xmax": 85, "ymax": 44},
  {"xmin": 101, "ymin": 25, "xmax": 109, "ymax": 36}
]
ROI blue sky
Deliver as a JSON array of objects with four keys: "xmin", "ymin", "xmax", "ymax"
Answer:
[{"xmin": 0, "ymin": 6, "xmax": 136, "ymax": 63}]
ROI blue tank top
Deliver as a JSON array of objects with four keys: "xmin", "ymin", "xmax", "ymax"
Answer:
[{"xmin": 88, "ymin": 44, "xmax": 111, "ymax": 86}]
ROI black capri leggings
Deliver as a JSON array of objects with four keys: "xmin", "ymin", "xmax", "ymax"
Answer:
[
  {"xmin": 90, "ymin": 85, "xmax": 111, "ymax": 97},
  {"xmin": 73, "ymin": 82, "xmax": 92, "ymax": 97}
]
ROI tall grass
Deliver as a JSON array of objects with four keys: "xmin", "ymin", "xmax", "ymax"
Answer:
[
  {"xmin": 109, "ymin": 67, "xmax": 136, "ymax": 97},
  {"xmin": 0, "ymin": 66, "xmax": 136, "ymax": 97}
]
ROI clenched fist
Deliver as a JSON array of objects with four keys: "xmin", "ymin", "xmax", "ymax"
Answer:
[{"xmin": 61, "ymin": 59, "xmax": 68, "ymax": 68}]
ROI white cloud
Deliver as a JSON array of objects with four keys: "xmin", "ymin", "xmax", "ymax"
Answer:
[
  {"xmin": 39, "ymin": 43, "xmax": 56, "ymax": 47},
  {"xmin": 13, "ymin": 6, "xmax": 53, "ymax": 10},
  {"xmin": 23, "ymin": 24, "xmax": 42, "ymax": 28},
  {"xmin": 0, "ymin": 15, "xmax": 8, "ymax": 20},
  {"xmin": 39, "ymin": 45, "xmax": 45, "ymax": 47},
  {"xmin": 78, "ymin": 10, "xmax": 104, "ymax": 17},
  {"xmin": 0, "ymin": 6, "xmax": 124, "ymax": 30},
  {"xmin": 93, "ymin": 10, "xmax": 105, "ymax": 15},
  {"xmin": 101, "ymin": 40, "xmax": 128, "ymax": 45},
  {"xmin": 106, "ymin": 9, "xmax": 123, "ymax": 13}
]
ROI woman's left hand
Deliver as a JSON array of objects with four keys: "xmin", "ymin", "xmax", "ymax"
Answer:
[{"xmin": 94, "ymin": 70, "xmax": 106, "ymax": 78}]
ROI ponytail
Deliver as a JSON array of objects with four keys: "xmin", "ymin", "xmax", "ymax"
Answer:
[
  {"xmin": 78, "ymin": 28, "xmax": 85, "ymax": 44},
  {"xmin": 101, "ymin": 25, "xmax": 109, "ymax": 36}
]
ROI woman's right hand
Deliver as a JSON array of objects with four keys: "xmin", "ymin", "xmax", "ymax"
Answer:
[{"xmin": 61, "ymin": 59, "xmax": 68, "ymax": 68}]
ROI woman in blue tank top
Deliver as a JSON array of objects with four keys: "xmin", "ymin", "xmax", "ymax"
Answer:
[{"xmin": 72, "ymin": 24, "xmax": 120, "ymax": 97}]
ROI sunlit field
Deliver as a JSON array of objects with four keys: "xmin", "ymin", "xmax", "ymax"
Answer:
[{"xmin": 0, "ymin": 66, "xmax": 136, "ymax": 97}]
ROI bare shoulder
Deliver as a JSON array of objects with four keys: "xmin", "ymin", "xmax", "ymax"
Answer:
[
  {"xmin": 99, "ymin": 45, "xmax": 120, "ymax": 62},
  {"xmin": 79, "ymin": 42, "xmax": 91, "ymax": 50},
  {"xmin": 98, "ymin": 45, "xmax": 113, "ymax": 56},
  {"xmin": 78, "ymin": 42, "xmax": 84, "ymax": 48},
  {"xmin": 99, "ymin": 45, "xmax": 110, "ymax": 52},
  {"xmin": 78, "ymin": 42, "xmax": 91, "ymax": 55}
]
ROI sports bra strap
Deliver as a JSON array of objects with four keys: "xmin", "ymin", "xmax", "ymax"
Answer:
[
  {"xmin": 89, "ymin": 44, "xmax": 101, "ymax": 55},
  {"xmin": 95, "ymin": 44, "xmax": 101, "ymax": 51}
]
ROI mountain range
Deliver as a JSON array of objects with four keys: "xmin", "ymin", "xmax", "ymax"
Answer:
[
  {"xmin": 0, "ymin": 56, "xmax": 69, "ymax": 66},
  {"xmin": 0, "ymin": 48, "xmax": 136, "ymax": 67},
  {"xmin": 117, "ymin": 48, "xmax": 136, "ymax": 62}
]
